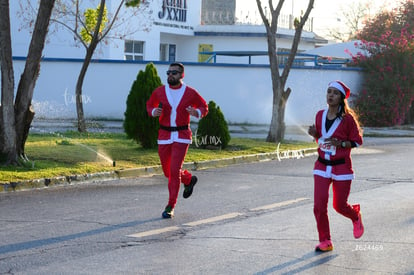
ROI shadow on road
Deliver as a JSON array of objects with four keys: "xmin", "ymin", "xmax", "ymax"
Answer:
[
  {"xmin": 0, "ymin": 217, "xmax": 160, "ymax": 255},
  {"xmin": 254, "ymin": 251, "xmax": 338, "ymax": 275}
]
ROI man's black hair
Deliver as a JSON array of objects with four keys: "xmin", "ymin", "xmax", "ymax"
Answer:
[{"xmin": 170, "ymin": 62, "xmax": 184, "ymax": 72}]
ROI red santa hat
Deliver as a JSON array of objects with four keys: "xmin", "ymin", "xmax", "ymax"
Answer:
[{"xmin": 328, "ymin": 80, "xmax": 350, "ymax": 99}]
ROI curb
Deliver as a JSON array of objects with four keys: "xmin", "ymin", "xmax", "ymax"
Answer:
[
  {"xmin": 1, "ymin": 148, "xmax": 317, "ymax": 193},
  {"xmin": 1, "ymin": 172, "xmax": 119, "ymax": 192}
]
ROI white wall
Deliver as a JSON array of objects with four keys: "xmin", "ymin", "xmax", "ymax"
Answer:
[{"xmin": 9, "ymin": 59, "xmax": 362, "ymax": 126}]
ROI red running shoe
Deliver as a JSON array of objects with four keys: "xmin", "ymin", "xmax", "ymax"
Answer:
[
  {"xmin": 352, "ymin": 204, "xmax": 364, "ymax": 239},
  {"xmin": 315, "ymin": 240, "xmax": 333, "ymax": 252}
]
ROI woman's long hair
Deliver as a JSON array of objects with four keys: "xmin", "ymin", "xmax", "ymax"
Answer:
[{"xmin": 337, "ymin": 96, "xmax": 363, "ymax": 134}]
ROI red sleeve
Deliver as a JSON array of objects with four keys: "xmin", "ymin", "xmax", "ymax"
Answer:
[
  {"xmin": 183, "ymin": 86, "xmax": 208, "ymax": 118},
  {"xmin": 346, "ymin": 114, "xmax": 363, "ymax": 146},
  {"xmin": 193, "ymin": 90, "xmax": 208, "ymax": 118},
  {"xmin": 146, "ymin": 86, "xmax": 164, "ymax": 117}
]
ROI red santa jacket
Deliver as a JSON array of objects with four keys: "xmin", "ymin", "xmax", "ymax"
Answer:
[
  {"xmin": 313, "ymin": 109, "xmax": 363, "ymax": 180},
  {"xmin": 146, "ymin": 84, "xmax": 208, "ymax": 144}
]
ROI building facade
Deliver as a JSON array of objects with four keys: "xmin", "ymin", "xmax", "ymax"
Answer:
[{"xmin": 10, "ymin": 0, "xmax": 326, "ymax": 63}]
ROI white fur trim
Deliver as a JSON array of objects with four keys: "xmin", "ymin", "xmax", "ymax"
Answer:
[{"xmin": 328, "ymin": 81, "xmax": 346, "ymax": 97}]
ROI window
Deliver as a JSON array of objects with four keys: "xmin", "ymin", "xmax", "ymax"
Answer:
[
  {"xmin": 168, "ymin": 44, "xmax": 176, "ymax": 62},
  {"xmin": 125, "ymin": 40, "xmax": 144, "ymax": 61},
  {"xmin": 160, "ymin": 44, "xmax": 168, "ymax": 61},
  {"xmin": 159, "ymin": 43, "xmax": 176, "ymax": 62}
]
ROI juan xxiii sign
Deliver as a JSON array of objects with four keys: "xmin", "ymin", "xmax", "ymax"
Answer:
[{"xmin": 158, "ymin": 0, "xmax": 187, "ymax": 22}]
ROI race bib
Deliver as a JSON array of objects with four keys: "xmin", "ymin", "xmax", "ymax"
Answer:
[{"xmin": 318, "ymin": 139, "xmax": 337, "ymax": 156}]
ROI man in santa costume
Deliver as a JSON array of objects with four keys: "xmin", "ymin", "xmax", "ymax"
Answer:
[
  {"xmin": 308, "ymin": 80, "xmax": 364, "ymax": 252},
  {"xmin": 147, "ymin": 62, "xmax": 208, "ymax": 218}
]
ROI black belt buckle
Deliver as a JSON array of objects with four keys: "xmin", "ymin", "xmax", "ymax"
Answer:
[
  {"xmin": 160, "ymin": 125, "xmax": 189, "ymax": 132},
  {"xmin": 318, "ymin": 156, "xmax": 345, "ymax": 166}
]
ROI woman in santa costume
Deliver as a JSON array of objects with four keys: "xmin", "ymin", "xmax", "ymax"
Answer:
[
  {"xmin": 147, "ymin": 62, "xmax": 208, "ymax": 219},
  {"xmin": 308, "ymin": 80, "xmax": 364, "ymax": 252}
]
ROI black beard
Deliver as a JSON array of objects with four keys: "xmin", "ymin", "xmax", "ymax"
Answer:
[{"xmin": 167, "ymin": 77, "xmax": 180, "ymax": 86}]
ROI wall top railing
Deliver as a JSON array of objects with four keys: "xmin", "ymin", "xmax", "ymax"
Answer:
[
  {"xmin": 198, "ymin": 51, "xmax": 354, "ymax": 68},
  {"xmin": 12, "ymin": 54, "xmax": 357, "ymax": 71}
]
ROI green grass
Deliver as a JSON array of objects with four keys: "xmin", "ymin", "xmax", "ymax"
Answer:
[{"xmin": 0, "ymin": 132, "xmax": 315, "ymax": 183}]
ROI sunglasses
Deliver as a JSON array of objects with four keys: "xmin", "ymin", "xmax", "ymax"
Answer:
[{"xmin": 166, "ymin": 70, "xmax": 181, "ymax": 76}]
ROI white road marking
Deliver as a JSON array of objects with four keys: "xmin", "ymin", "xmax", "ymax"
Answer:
[
  {"xmin": 127, "ymin": 197, "xmax": 309, "ymax": 238},
  {"xmin": 250, "ymin": 197, "xmax": 309, "ymax": 211},
  {"xmin": 183, "ymin": 212, "xmax": 243, "ymax": 227},
  {"xmin": 127, "ymin": 226, "xmax": 180, "ymax": 238}
]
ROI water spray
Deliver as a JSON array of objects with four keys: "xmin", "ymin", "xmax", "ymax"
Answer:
[{"xmin": 35, "ymin": 130, "xmax": 115, "ymax": 166}]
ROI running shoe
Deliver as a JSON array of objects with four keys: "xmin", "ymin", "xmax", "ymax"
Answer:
[
  {"xmin": 162, "ymin": 205, "xmax": 174, "ymax": 219},
  {"xmin": 315, "ymin": 240, "xmax": 333, "ymax": 252},
  {"xmin": 183, "ymin": 176, "xmax": 197, "ymax": 198},
  {"xmin": 352, "ymin": 204, "xmax": 364, "ymax": 239}
]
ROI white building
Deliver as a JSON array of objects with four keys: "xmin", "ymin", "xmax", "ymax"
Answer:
[{"xmin": 10, "ymin": 0, "xmax": 327, "ymax": 63}]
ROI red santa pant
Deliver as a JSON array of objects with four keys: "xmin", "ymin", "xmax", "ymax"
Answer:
[
  {"xmin": 158, "ymin": 142, "xmax": 192, "ymax": 208},
  {"xmin": 313, "ymin": 175, "xmax": 359, "ymax": 242}
]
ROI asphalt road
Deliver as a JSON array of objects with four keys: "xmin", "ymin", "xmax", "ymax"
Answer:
[{"xmin": 0, "ymin": 137, "xmax": 413, "ymax": 274}]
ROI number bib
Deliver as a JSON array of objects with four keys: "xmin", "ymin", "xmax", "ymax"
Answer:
[{"xmin": 318, "ymin": 139, "xmax": 337, "ymax": 156}]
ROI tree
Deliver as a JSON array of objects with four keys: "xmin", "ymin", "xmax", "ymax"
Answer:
[
  {"xmin": 14, "ymin": 0, "xmax": 151, "ymax": 132},
  {"xmin": 357, "ymin": 1, "xmax": 414, "ymax": 45},
  {"xmin": 0, "ymin": 0, "xmax": 56, "ymax": 165},
  {"xmin": 327, "ymin": 1, "xmax": 373, "ymax": 42},
  {"xmin": 124, "ymin": 63, "xmax": 161, "ymax": 149},
  {"xmin": 351, "ymin": 0, "xmax": 414, "ymax": 126},
  {"xmin": 255, "ymin": 0, "xmax": 314, "ymax": 142},
  {"xmin": 51, "ymin": 0, "xmax": 148, "ymax": 132}
]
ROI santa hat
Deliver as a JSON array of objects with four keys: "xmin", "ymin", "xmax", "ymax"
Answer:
[{"xmin": 328, "ymin": 80, "xmax": 350, "ymax": 99}]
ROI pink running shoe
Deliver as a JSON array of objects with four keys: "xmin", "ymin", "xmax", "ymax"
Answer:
[
  {"xmin": 352, "ymin": 204, "xmax": 364, "ymax": 239},
  {"xmin": 315, "ymin": 240, "xmax": 333, "ymax": 252}
]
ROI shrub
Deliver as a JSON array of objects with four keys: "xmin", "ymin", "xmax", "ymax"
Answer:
[
  {"xmin": 196, "ymin": 101, "xmax": 230, "ymax": 149},
  {"xmin": 352, "ymin": 40, "xmax": 414, "ymax": 126},
  {"xmin": 123, "ymin": 63, "xmax": 162, "ymax": 148},
  {"xmin": 352, "ymin": 2, "xmax": 414, "ymax": 127}
]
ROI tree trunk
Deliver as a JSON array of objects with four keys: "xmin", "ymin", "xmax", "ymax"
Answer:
[
  {"xmin": 18, "ymin": 105, "xmax": 35, "ymax": 161},
  {"xmin": 256, "ymin": 0, "xmax": 314, "ymax": 143},
  {"xmin": 267, "ymin": 87, "xmax": 290, "ymax": 142},
  {"xmin": 0, "ymin": 0, "xmax": 55, "ymax": 165},
  {"xmin": 265, "ymin": 24, "xmax": 286, "ymax": 143},
  {"xmin": 75, "ymin": 37, "xmax": 100, "ymax": 133},
  {"xmin": 0, "ymin": 0, "xmax": 18, "ymax": 165},
  {"xmin": 76, "ymin": 0, "xmax": 106, "ymax": 132},
  {"xmin": 14, "ymin": 0, "xmax": 55, "ymax": 160},
  {"xmin": 76, "ymin": 63, "xmax": 88, "ymax": 132},
  {"xmin": 15, "ymin": 78, "xmax": 38, "ymax": 160}
]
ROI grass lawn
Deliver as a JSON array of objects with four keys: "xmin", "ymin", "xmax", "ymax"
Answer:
[{"xmin": 0, "ymin": 132, "xmax": 315, "ymax": 183}]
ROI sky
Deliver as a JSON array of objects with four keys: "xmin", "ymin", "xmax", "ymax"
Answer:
[{"xmin": 235, "ymin": 0, "xmax": 398, "ymax": 40}]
